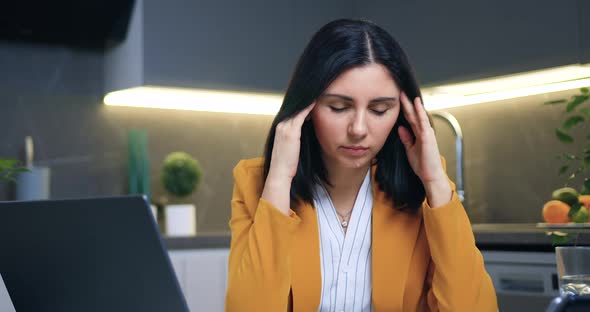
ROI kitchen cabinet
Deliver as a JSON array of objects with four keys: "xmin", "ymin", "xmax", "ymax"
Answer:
[
  {"xmin": 353, "ymin": 0, "xmax": 582, "ymax": 85},
  {"xmin": 579, "ymin": 0, "xmax": 590, "ymax": 63},
  {"xmin": 141, "ymin": 0, "xmax": 296, "ymax": 93},
  {"xmin": 293, "ymin": 0, "xmax": 354, "ymax": 55},
  {"xmin": 110, "ymin": 0, "xmax": 587, "ymax": 94},
  {"xmin": 482, "ymin": 250, "xmax": 558, "ymax": 312},
  {"xmin": 169, "ymin": 248, "xmax": 229, "ymax": 312}
]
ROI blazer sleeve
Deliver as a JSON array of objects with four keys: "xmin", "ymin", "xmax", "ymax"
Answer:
[
  {"xmin": 422, "ymin": 158, "xmax": 498, "ymax": 312},
  {"xmin": 225, "ymin": 160, "xmax": 301, "ymax": 312}
]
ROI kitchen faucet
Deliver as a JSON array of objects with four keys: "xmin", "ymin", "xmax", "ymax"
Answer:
[{"xmin": 429, "ymin": 111, "xmax": 465, "ymax": 203}]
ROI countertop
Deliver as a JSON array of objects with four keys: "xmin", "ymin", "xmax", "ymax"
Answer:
[
  {"xmin": 163, "ymin": 232, "xmax": 231, "ymax": 250},
  {"xmin": 473, "ymin": 223, "xmax": 590, "ymax": 252},
  {"xmin": 163, "ymin": 224, "xmax": 590, "ymax": 252}
]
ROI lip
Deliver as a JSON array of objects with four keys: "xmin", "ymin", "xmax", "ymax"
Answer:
[{"xmin": 341, "ymin": 146, "xmax": 369, "ymax": 156}]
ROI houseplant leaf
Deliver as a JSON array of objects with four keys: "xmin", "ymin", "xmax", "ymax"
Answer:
[
  {"xmin": 544, "ymin": 99, "xmax": 567, "ymax": 105},
  {"xmin": 563, "ymin": 115, "xmax": 585, "ymax": 129},
  {"xmin": 548, "ymin": 231, "xmax": 571, "ymax": 245},
  {"xmin": 556, "ymin": 128, "xmax": 574, "ymax": 143},
  {"xmin": 566, "ymin": 95, "xmax": 590, "ymax": 112},
  {"xmin": 559, "ymin": 165, "xmax": 569, "ymax": 175},
  {"xmin": 0, "ymin": 159, "xmax": 17, "ymax": 170},
  {"xmin": 582, "ymin": 178, "xmax": 590, "ymax": 195},
  {"xmin": 580, "ymin": 108, "xmax": 590, "ymax": 118}
]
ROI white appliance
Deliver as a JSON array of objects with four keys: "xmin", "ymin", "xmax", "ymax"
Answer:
[{"xmin": 483, "ymin": 251, "xmax": 559, "ymax": 312}]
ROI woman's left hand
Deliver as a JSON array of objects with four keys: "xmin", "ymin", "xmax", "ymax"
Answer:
[{"xmin": 397, "ymin": 92, "xmax": 447, "ymax": 186}]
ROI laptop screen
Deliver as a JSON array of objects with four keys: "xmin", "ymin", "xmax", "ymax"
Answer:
[
  {"xmin": 0, "ymin": 274, "xmax": 15, "ymax": 312},
  {"xmin": 0, "ymin": 196, "xmax": 189, "ymax": 312}
]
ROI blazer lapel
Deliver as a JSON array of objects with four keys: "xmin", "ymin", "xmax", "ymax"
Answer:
[
  {"xmin": 291, "ymin": 200, "xmax": 322, "ymax": 311},
  {"xmin": 371, "ymin": 169, "xmax": 423, "ymax": 311}
]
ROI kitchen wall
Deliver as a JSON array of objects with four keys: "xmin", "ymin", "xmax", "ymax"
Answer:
[
  {"xmin": 0, "ymin": 39, "xmax": 586, "ymax": 231},
  {"xmin": 433, "ymin": 89, "xmax": 582, "ymax": 223},
  {"xmin": 0, "ymin": 41, "xmax": 274, "ymax": 233}
]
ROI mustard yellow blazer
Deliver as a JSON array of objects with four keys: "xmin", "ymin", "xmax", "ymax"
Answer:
[{"xmin": 225, "ymin": 157, "xmax": 498, "ymax": 312}]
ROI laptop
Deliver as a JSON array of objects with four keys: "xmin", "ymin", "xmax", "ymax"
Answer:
[
  {"xmin": 0, "ymin": 196, "xmax": 189, "ymax": 312},
  {"xmin": 0, "ymin": 273, "xmax": 15, "ymax": 312}
]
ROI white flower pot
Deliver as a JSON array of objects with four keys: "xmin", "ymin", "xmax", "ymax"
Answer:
[{"xmin": 164, "ymin": 204, "xmax": 196, "ymax": 236}]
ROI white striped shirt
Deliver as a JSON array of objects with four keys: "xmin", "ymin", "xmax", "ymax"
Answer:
[{"xmin": 313, "ymin": 169, "xmax": 373, "ymax": 312}]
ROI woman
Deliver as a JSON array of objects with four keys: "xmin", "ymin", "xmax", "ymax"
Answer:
[{"xmin": 225, "ymin": 19, "xmax": 498, "ymax": 311}]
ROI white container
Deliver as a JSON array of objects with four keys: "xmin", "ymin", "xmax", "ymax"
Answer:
[
  {"xmin": 165, "ymin": 204, "xmax": 196, "ymax": 236},
  {"xmin": 16, "ymin": 166, "xmax": 50, "ymax": 200}
]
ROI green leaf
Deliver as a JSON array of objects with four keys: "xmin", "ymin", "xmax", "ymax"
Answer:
[
  {"xmin": 559, "ymin": 165, "xmax": 569, "ymax": 175},
  {"xmin": 549, "ymin": 231, "xmax": 571, "ymax": 245},
  {"xmin": 563, "ymin": 115, "xmax": 585, "ymax": 129},
  {"xmin": 581, "ymin": 87, "xmax": 589, "ymax": 94},
  {"xmin": 0, "ymin": 159, "xmax": 17, "ymax": 169},
  {"xmin": 564, "ymin": 153, "xmax": 578, "ymax": 160},
  {"xmin": 566, "ymin": 95, "xmax": 590, "ymax": 112},
  {"xmin": 585, "ymin": 154, "xmax": 590, "ymax": 168},
  {"xmin": 9, "ymin": 168, "xmax": 29, "ymax": 173},
  {"xmin": 581, "ymin": 108, "xmax": 590, "ymax": 118},
  {"xmin": 544, "ymin": 99, "xmax": 567, "ymax": 105},
  {"xmin": 556, "ymin": 128, "xmax": 574, "ymax": 143},
  {"xmin": 569, "ymin": 203, "xmax": 583, "ymax": 218},
  {"xmin": 583, "ymin": 179, "xmax": 590, "ymax": 195}
]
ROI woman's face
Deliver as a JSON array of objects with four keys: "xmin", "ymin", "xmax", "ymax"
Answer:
[{"xmin": 311, "ymin": 63, "xmax": 401, "ymax": 170}]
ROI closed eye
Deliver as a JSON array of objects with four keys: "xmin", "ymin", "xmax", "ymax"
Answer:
[
  {"xmin": 329, "ymin": 106, "xmax": 348, "ymax": 112},
  {"xmin": 371, "ymin": 109, "xmax": 388, "ymax": 116}
]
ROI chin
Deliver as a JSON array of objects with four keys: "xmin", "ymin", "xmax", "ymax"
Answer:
[{"xmin": 336, "ymin": 155, "xmax": 373, "ymax": 169}]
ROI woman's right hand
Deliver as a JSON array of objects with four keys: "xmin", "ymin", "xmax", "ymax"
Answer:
[{"xmin": 262, "ymin": 102, "xmax": 315, "ymax": 214}]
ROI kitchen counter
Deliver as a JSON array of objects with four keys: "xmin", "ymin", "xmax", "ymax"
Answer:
[
  {"xmin": 162, "ymin": 224, "xmax": 590, "ymax": 252},
  {"xmin": 163, "ymin": 232, "xmax": 230, "ymax": 250},
  {"xmin": 473, "ymin": 223, "xmax": 590, "ymax": 252}
]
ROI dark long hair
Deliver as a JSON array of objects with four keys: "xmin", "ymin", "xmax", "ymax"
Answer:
[{"xmin": 263, "ymin": 19, "xmax": 426, "ymax": 214}]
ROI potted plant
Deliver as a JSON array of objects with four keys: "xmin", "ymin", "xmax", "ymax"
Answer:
[
  {"xmin": 161, "ymin": 151, "xmax": 202, "ymax": 236},
  {"xmin": 542, "ymin": 87, "xmax": 590, "ymax": 234},
  {"xmin": 542, "ymin": 87, "xmax": 590, "ymax": 296},
  {"xmin": 0, "ymin": 158, "xmax": 28, "ymax": 182}
]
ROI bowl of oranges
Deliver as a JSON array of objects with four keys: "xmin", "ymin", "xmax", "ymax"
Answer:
[{"xmin": 538, "ymin": 187, "xmax": 590, "ymax": 228}]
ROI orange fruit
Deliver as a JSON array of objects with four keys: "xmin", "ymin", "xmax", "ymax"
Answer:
[
  {"xmin": 579, "ymin": 195, "xmax": 590, "ymax": 222},
  {"xmin": 579, "ymin": 195, "xmax": 590, "ymax": 209},
  {"xmin": 542, "ymin": 200, "xmax": 571, "ymax": 223}
]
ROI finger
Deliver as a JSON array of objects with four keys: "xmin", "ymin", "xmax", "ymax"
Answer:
[
  {"xmin": 413, "ymin": 97, "xmax": 431, "ymax": 131},
  {"xmin": 400, "ymin": 92, "xmax": 419, "ymax": 133},
  {"xmin": 398, "ymin": 125, "xmax": 414, "ymax": 149},
  {"xmin": 292, "ymin": 102, "xmax": 316, "ymax": 126}
]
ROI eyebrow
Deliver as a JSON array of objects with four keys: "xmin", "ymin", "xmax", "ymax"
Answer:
[{"xmin": 321, "ymin": 93, "xmax": 398, "ymax": 104}]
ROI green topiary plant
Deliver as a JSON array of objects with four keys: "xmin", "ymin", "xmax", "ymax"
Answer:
[
  {"xmin": 161, "ymin": 152, "xmax": 202, "ymax": 201},
  {"xmin": 0, "ymin": 158, "xmax": 29, "ymax": 182}
]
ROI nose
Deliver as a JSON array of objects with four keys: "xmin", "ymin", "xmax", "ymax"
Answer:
[{"xmin": 348, "ymin": 110, "xmax": 368, "ymax": 139}]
